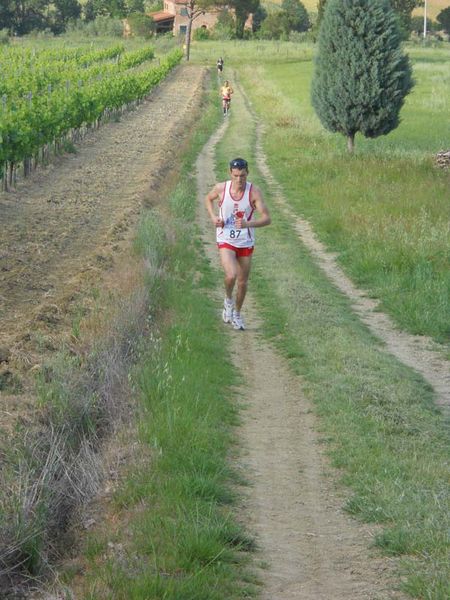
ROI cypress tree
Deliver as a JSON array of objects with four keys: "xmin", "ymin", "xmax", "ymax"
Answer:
[{"xmin": 311, "ymin": 0, "xmax": 413, "ymax": 152}]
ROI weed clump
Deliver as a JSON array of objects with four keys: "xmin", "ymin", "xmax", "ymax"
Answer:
[{"xmin": 0, "ymin": 286, "xmax": 152, "ymax": 593}]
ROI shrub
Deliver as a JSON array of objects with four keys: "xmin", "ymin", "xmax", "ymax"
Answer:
[
  {"xmin": 289, "ymin": 30, "xmax": 314, "ymax": 42},
  {"xmin": 0, "ymin": 28, "xmax": 10, "ymax": 44},
  {"xmin": 75, "ymin": 16, "xmax": 124, "ymax": 37},
  {"xmin": 437, "ymin": 6, "xmax": 450, "ymax": 35},
  {"xmin": 410, "ymin": 16, "xmax": 436, "ymax": 36},
  {"xmin": 259, "ymin": 12, "xmax": 286, "ymax": 39},
  {"xmin": 211, "ymin": 8, "xmax": 235, "ymax": 40},
  {"xmin": 281, "ymin": 0, "xmax": 310, "ymax": 32},
  {"xmin": 127, "ymin": 12, "xmax": 155, "ymax": 38},
  {"xmin": 193, "ymin": 26, "xmax": 210, "ymax": 40}
]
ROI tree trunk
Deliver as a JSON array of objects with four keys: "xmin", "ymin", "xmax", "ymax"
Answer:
[
  {"xmin": 347, "ymin": 132, "xmax": 355, "ymax": 153},
  {"xmin": 185, "ymin": 15, "xmax": 193, "ymax": 61},
  {"xmin": 235, "ymin": 11, "xmax": 246, "ymax": 39}
]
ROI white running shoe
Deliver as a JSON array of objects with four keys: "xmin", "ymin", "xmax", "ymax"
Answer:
[
  {"xmin": 232, "ymin": 311, "xmax": 245, "ymax": 330},
  {"xmin": 222, "ymin": 298, "xmax": 234, "ymax": 323}
]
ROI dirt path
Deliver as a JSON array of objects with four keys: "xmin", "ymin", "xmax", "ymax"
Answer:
[
  {"xmin": 0, "ymin": 64, "xmax": 208, "ymax": 427},
  {"xmin": 195, "ymin": 113, "xmax": 406, "ymax": 598}
]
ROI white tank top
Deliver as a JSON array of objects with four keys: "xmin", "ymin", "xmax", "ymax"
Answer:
[{"xmin": 216, "ymin": 181, "xmax": 255, "ymax": 248}]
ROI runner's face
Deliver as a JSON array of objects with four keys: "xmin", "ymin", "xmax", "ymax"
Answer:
[{"xmin": 230, "ymin": 168, "xmax": 248, "ymax": 190}]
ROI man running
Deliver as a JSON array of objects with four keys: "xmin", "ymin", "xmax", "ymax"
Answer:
[
  {"xmin": 205, "ymin": 157, "xmax": 271, "ymax": 330},
  {"xmin": 216, "ymin": 57, "xmax": 224, "ymax": 74},
  {"xmin": 220, "ymin": 80, "xmax": 233, "ymax": 115}
]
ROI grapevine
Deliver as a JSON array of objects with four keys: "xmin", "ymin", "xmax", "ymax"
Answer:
[{"xmin": 0, "ymin": 45, "xmax": 180, "ymax": 189}]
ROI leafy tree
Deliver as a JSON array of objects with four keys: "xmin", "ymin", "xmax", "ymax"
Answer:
[
  {"xmin": 317, "ymin": 0, "xmax": 420, "ymax": 38},
  {"xmin": 390, "ymin": 0, "xmax": 421, "ymax": 37},
  {"xmin": 258, "ymin": 2, "xmax": 309, "ymax": 40},
  {"xmin": 259, "ymin": 11, "xmax": 286, "ymax": 39},
  {"xmin": 213, "ymin": 7, "xmax": 235, "ymax": 39},
  {"xmin": 311, "ymin": 0, "xmax": 413, "ymax": 153},
  {"xmin": 83, "ymin": 0, "xmax": 96, "ymax": 21},
  {"xmin": 127, "ymin": 11, "xmax": 154, "ymax": 35},
  {"xmin": 83, "ymin": 0, "xmax": 127, "ymax": 19},
  {"xmin": 316, "ymin": 0, "xmax": 328, "ymax": 28},
  {"xmin": 144, "ymin": 0, "xmax": 163, "ymax": 10},
  {"xmin": 410, "ymin": 15, "xmax": 434, "ymax": 35},
  {"xmin": 313, "ymin": 0, "xmax": 329, "ymax": 39},
  {"xmin": 252, "ymin": 4, "xmax": 267, "ymax": 33},
  {"xmin": 184, "ymin": 0, "xmax": 219, "ymax": 60},
  {"xmin": 228, "ymin": 0, "xmax": 260, "ymax": 39},
  {"xmin": 0, "ymin": 0, "xmax": 14, "ymax": 32},
  {"xmin": 52, "ymin": 0, "xmax": 81, "ymax": 32},
  {"xmin": 437, "ymin": 6, "xmax": 450, "ymax": 35},
  {"xmin": 2, "ymin": 0, "xmax": 49, "ymax": 34},
  {"xmin": 281, "ymin": 0, "xmax": 310, "ymax": 32},
  {"xmin": 127, "ymin": 0, "xmax": 145, "ymax": 13}
]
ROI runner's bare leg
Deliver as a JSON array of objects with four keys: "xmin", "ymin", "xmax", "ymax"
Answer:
[
  {"xmin": 219, "ymin": 248, "xmax": 238, "ymax": 300},
  {"xmin": 235, "ymin": 255, "xmax": 252, "ymax": 312}
]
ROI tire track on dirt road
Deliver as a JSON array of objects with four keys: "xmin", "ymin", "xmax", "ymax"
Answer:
[
  {"xmin": 237, "ymin": 83, "xmax": 450, "ymax": 413},
  {"xmin": 195, "ymin": 104, "xmax": 406, "ymax": 598}
]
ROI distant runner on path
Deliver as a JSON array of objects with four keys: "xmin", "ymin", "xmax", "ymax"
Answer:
[
  {"xmin": 220, "ymin": 80, "xmax": 233, "ymax": 115},
  {"xmin": 205, "ymin": 157, "xmax": 271, "ymax": 330}
]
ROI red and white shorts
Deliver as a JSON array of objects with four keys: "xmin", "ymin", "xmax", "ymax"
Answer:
[{"xmin": 217, "ymin": 243, "xmax": 254, "ymax": 257}]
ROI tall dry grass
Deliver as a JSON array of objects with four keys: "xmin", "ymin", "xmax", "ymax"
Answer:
[{"xmin": 0, "ymin": 258, "xmax": 155, "ymax": 593}]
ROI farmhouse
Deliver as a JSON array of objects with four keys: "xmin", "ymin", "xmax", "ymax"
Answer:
[{"xmin": 150, "ymin": 1, "xmax": 252, "ymax": 36}]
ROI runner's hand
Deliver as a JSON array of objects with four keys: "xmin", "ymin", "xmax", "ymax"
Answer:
[{"xmin": 213, "ymin": 216, "xmax": 224, "ymax": 227}]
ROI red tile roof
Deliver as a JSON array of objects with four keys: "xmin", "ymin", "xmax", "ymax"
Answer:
[{"xmin": 149, "ymin": 10, "xmax": 175, "ymax": 22}]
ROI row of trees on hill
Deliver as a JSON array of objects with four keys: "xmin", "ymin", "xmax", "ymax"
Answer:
[
  {"xmin": 318, "ymin": 0, "xmax": 450, "ymax": 37},
  {"xmin": 0, "ymin": 0, "xmax": 162, "ymax": 35},
  {"xmin": 2, "ymin": 0, "xmax": 447, "ymax": 38},
  {"xmin": 264, "ymin": 0, "xmax": 450, "ymax": 40}
]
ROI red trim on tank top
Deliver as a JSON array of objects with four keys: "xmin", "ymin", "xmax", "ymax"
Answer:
[
  {"xmin": 249, "ymin": 183, "xmax": 256, "ymax": 209},
  {"xmin": 219, "ymin": 183, "xmax": 226, "ymax": 208},
  {"xmin": 229, "ymin": 181, "xmax": 246, "ymax": 202},
  {"xmin": 247, "ymin": 184, "xmax": 255, "ymax": 235}
]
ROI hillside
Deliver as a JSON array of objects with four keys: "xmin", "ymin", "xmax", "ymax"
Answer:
[{"xmin": 263, "ymin": 0, "xmax": 448, "ymax": 20}]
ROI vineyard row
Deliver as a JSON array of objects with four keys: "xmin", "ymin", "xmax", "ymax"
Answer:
[
  {"xmin": 0, "ymin": 45, "xmax": 154, "ymax": 100},
  {"xmin": 0, "ymin": 48, "xmax": 183, "ymax": 190}
]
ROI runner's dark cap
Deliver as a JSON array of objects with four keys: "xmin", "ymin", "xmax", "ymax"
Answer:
[{"xmin": 229, "ymin": 158, "xmax": 248, "ymax": 170}]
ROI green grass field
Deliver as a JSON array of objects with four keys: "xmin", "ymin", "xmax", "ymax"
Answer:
[
  {"xmin": 5, "ymin": 33, "xmax": 448, "ymax": 600},
  {"xmin": 81, "ymin": 38, "xmax": 450, "ymax": 600},
  {"xmin": 194, "ymin": 40, "xmax": 450, "ymax": 345},
  {"xmin": 209, "ymin": 42, "xmax": 449, "ymax": 599}
]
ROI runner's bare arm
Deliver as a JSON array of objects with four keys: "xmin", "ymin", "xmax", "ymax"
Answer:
[
  {"xmin": 238, "ymin": 185, "xmax": 271, "ymax": 229},
  {"xmin": 205, "ymin": 183, "xmax": 225, "ymax": 227}
]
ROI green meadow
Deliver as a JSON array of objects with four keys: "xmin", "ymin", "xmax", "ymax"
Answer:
[
  {"xmin": 193, "ymin": 39, "xmax": 449, "ymax": 598},
  {"xmin": 72, "ymin": 39, "xmax": 449, "ymax": 599},
  {"xmin": 6, "ymin": 36, "xmax": 448, "ymax": 600},
  {"xmin": 194, "ymin": 40, "xmax": 450, "ymax": 345}
]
